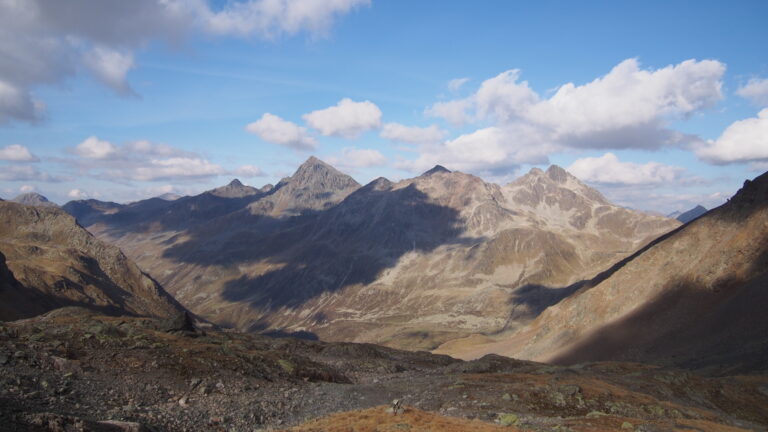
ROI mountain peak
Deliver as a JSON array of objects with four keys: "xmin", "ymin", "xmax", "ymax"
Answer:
[
  {"xmin": 422, "ymin": 165, "xmax": 451, "ymax": 176},
  {"xmin": 12, "ymin": 192, "xmax": 57, "ymax": 207},
  {"xmin": 299, "ymin": 155, "xmax": 325, "ymax": 169},
  {"xmin": 546, "ymin": 165, "xmax": 569, "ymax": 183},
  {"xmin": 209, "ymin": 179, "xmax": 260, "ymax": 198},
  {"xmin": 157, "ymin": 192, "xmax": 182, "ymax": 201},
  {"xmin": 249, "ymin": 157, "xmax": 360, "ymax": 217},
  {"xmin": 291, "ymin": 157, "xmax": 359, "ymax": 189}
]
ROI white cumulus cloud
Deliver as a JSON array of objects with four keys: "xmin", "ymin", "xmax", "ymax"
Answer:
[
  {"xmin": 233, "ymin": 165, "xmax": 266, "ymax": 177},
  {"xmin": 474, "ymin": 69, "xmax": 539, "ymax": 123},
  {"xmin": 425, "ymin": 98, "xmax": 474, "ymax": 126},
  {"xmin": 380, "ymin": 123, "xmax": 446, "ymax": 145},
  {"xmin": 0, "ymin": 165, "xmax": 60, "ymax": 182},
  {"xmin": 397, "ymin": 127, "xmax": 553, "ymax": 174},
  {"xmin": 414, "ymin": 58, "xmax": 725, "ymax": 174},
  {"xmin": 0, "ymin": 144, "xmax": 39, "ymax": 162},
  {"xmin": 695, "ymin": 108, "xmax": 768, "ymax": 164},
  {"xmin": 20, "ymin": 185, "xmax": 36, "ymax": 193},
  {"xmin": 427, "ymin": 59, "xmax": 723, "ymax": 149},
  {"xmin": 303, "ymin": 98, "xmax": 382, "ymax": 138},
  {"xmin": 567, "ymin": 153, "xmax": 684, "ymax": 185},
  {"xmin": 83, "ymin": 46, "xmax": 136, "ymax": 96},
  {"xmin": 202, "ymin": 0, "xmax": 370, "ymax": 38},
  {"xmin": 737, "ymin": 78, "xmax": 768, "ymax": 107},
  {"xmin": 67, "ymin": 189, "xmax": 89, "ymax": 199},
  {"xmin": 68, "ymin": 137, "xmax": 234, "ymax": 183},
  {"xmin": 326, "ymin": 147, "xmax": 387, "ymax": 171},
  {"xmin": 125, "ymin": 157, "xmax": 225, "ymax": 182},
  {"xmin": 448, "ymin": 77, "xmax": 470, "ymax": 92},
  {"xmin": 74, "ymin": 136, "xmax": 119, "ymax": 159},
  {"xmin": 245, "ymin": 113, "xmax": 317, "ymax": 151}
]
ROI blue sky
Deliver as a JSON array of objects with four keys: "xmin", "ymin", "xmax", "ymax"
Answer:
[{"xmin": 0, "ymin": 0, "xmax": 766, "ymax": 213}]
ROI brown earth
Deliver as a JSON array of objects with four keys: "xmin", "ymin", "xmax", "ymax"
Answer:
[{"xmin": 282, "ymin": 405, "xmax": 753, "ymax": 432}]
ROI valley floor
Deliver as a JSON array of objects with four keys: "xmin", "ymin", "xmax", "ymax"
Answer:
[{"xmin": 1, "ymin": 308, "xmax": 766, "ymax": 432}]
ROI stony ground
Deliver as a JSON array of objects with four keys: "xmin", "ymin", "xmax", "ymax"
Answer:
[{"xmin": 1, "ymin": 308, "xmax": 767, "ymax": 431}]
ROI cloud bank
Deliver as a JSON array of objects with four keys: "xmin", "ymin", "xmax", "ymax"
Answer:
[
  {"xmin": 0, "ymin": 0, "xmax": 370, "ymax": 124},
  {"xmin": 411, "ymin": 58, "xmax": 726, "ymax": 173}
]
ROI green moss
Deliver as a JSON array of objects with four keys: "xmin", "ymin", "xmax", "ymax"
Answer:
[
  {"xmin": 498, "ymin": 413, "xmax": 518, "ymax": 426},
  {"xmin": 277, "ymin": 358, "xmax": 295, "ymax": 374}
]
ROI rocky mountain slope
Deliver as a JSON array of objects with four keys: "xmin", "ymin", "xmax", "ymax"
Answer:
[
  {"xmin": 0, "ymin": 201, "xmax": 186, "ymax": 321},
  {"xmin": 1, "ymin": 308, "xmax": 765, "ymax": 431},
  {"xmin": 64, "ymin": 158, "xmax": 678, "ymax": 352},
  {"xmin": 446, "ymin": 171, "xmax": 768, "ymax": 374}
]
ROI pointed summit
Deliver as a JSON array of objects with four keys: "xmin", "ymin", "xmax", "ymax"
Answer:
[
  {"xmin": 290, "ymin": 156, "xmax": 360, "ymax": 190},
  {"xmin": 546, "ymin": 165, "xmax": 569, "ymax": 183},
  {"xmin": 209, "ymin": 179, "xmax": 260, "ymax": 198},
  {"xmin": 422, "ymin": 165, "xmax": 451, "ymax": 176},
  {"xmin": 249, "ymin": 157, "xmax": 360, "ymax": 217},
  {"xmin": 506, "ymin": 164, "xmax": 609, "ymax": 209}
]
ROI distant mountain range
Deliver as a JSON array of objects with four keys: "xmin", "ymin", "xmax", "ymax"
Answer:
[
  {"xmin": 61, "ymin": 157, "xmax": 679, "ymax": 350},
  {"xmin": 3, "ymin": 156, "xmax": 766, "ymax": 375}
]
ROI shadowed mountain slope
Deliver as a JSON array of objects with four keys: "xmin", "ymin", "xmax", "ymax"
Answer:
[
  {"xmin": 448, "ymin": 171, "xmax": 768, "ymax": 374},
  {"xmin": 676, "ymin": 204, "xmax": 708, "ymax": 223},
  {"xmin": 0, "ymin": 201, "xmax": 186, "ymax": 321},
  {"xmin": 64, "ymin": 158, "xmax": 678, "ymax": 350}
]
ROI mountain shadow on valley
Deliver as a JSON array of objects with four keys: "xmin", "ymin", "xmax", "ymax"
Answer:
[
  {"xmin": 66, "ymin": 192, "xmax": 267, "ymax": 236},
  {"xmin": 503, "ymin": 282, "xmax": 585, "ymax": 324},
  {"xmin": 164, "ymin": 184, "xmax": 483, "ymax": 313}
]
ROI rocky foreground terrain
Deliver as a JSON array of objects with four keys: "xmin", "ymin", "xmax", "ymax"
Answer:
[{"xmin": 2, "ymin": 307, "xmax": 767, "ymax": 431}]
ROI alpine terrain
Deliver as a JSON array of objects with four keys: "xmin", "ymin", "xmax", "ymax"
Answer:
[
  {"xmin": 444, "ymin": 171, "xmax": 768, "ymax": 375},
  {"xmin": 63, "ymin": 157, "xmax": 679, "ymax": 351},
  {"xmin": 0, "ymin": 200, "xmax": 186, "ymax": 321}
]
